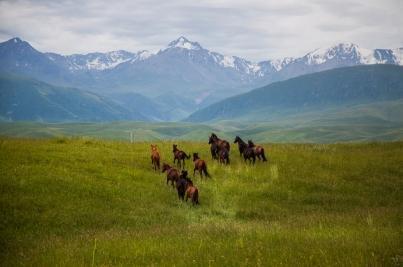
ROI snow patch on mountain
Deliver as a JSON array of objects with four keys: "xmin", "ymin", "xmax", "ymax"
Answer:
[{"xmin": 164, "ymin": 36, "xmax": 202, "ymax": 51}]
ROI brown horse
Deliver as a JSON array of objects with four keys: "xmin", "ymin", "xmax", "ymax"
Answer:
[
  {"xmin": 183, "ymin": 172, "xmax": 199, "ymax": 205},
  {"xmin": 234, "ymin": 136, "xmax": 256, "ymax": 164},
  {"xmin": 161, "ymin": 163, "xmax": 180, "ymax": 188},
  {"xmin": 248, "ymin": 140, "xmax": 268, "ymax": 162},
  {"xmin": 172, "ymin": 144, "xmax": 190, "ymax": 169},
  {"xmin": 209, "ymin": 133, "xmax": 230, "ymax": 152},
  {"xmin": 176, "ymin": 170, "xmax": 199, "ymax": 205},
  {"xmin": 192, "ymin": 153, "xmax": 210, "ymax": 178},
  {"xmin": 219, "ymin": 146, "xmax": 230, "ymax": 165},
  {"xmin": 150, "ymin": 144, "xmax": 160, "ymax": 170}
]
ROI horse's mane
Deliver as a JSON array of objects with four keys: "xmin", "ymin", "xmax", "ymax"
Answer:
[{"xmin": 248, "ymin": 140, "xmax": 255, "ymax": 147}]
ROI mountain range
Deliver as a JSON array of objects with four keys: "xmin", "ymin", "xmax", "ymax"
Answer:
[
  {"xmin": 0, "ymin": 36, "xmax": 402, "ymax": 121},
  {"xmin": 185, "ymin": 64, "xmax": 403, "ymax": 122}
]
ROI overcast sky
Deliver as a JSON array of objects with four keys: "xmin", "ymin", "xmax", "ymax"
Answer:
[{"xmin": 0, "ymin": 0, "xmax": 401, "ymax": 61}]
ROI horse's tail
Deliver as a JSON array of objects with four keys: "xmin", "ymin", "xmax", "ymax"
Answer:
[
  {"xmin": 261, "ymin": 148, "xmax": 268, "ymax": 162},
  {"xmin": 203, "ymin": 166, "xmax": 210, "ymax": 178},
  {"xmin": 185, "ymin": 152, "xmax": 190, "ymax": 159},
  {"xmin": 193, "ymin": 188, "xmax": 199, "ymax": 205}
]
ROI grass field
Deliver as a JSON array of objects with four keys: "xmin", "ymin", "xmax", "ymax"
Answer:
[
  {"xmin": 1, "ymin": 137, "xmax": 402, "ymax": 266},
  {"xmin": 1, "ymin": 118, "xmax": 403, "ymax": 143}
]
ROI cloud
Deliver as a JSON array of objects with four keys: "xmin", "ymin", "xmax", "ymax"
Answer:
[{"xmin": 0, "ymin": 0, "xmax": 401, "ymax": 61}]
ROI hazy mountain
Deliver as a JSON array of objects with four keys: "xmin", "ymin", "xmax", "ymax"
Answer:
[
  {"xmin": 185, "ymin": 65, "xmax": 403, "ymax": 122},
  {"xmin": 0, "ymin": 74, "xmax": 148, "ymax": 122},
  {"xmin": 1, "ymin": 37, "xmax": 402, "ymax": 120}
]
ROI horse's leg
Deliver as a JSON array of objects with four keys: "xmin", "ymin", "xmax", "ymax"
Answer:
[{"xmin": 199, "ymin": 169, "xmax": 203, "ymax": 178}]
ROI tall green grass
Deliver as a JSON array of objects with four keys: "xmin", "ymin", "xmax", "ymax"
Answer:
[{"xmin": 0, "ymin": 138, "xmax": 402, "ymax": 266}]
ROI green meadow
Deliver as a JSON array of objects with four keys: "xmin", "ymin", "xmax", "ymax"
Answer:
[{"xmin": 1, "ymin": 137, "xmax": 402, "ymax": 266}]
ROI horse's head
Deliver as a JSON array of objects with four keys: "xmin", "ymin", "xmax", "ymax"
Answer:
[
  {"xmin": 185, "ymin": 177, "xmax": 194, "ymax": 187},
  {"xmin": 161, "ymin": 163, "xmax": 170, "ymax": 173},
  {"xmin": 151, "ymin": 144, "xmax": 158, "ymax": 151},
  {"xmin": 193, "ymin": 152, "xmax": 199, "ymax": 161},
  {"xmin": 172, "ymin": 144, "xmax": 177, "ymax": 152},
  {"xmin": 180, "ymin": 170, "xmax": 188, "ymax": 178},
  {"xmin": 234, "ymin": 136, "xmax": 241, "ymax": 143}
]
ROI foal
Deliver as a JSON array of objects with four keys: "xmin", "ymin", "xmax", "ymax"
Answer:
[
  {"xmin": 192, "ymin": 153, "xmax": 210, "ymax": 178},
  {"xmin": 161, "ymin": 163, "xmax": 180, "ymax": 188},
  {"xmin": 150, "ymin": 144, "xmax": 160, "ymax": 170},
  {"xmin": 172, "ymin": 144, "xmax": 190, "ymax": 169}
]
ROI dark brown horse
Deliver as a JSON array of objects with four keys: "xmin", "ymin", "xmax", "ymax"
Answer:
[
  {"xmin": 161, "ymin": 163, "xmax": 180, "ymax": 188},
  {"xmin": 248, "ymin": 140, "xmax": 268, "ymax": 162},
  {"xmin": 172, "ymin": 144, "xmax": 190, "ymax": 169},
  {"xmin": 176, "ymin": 170, "xmax": 199, "ymax": 205},
  {"xmin": 219, "ymin": 146, "xmax": 230, "ymax": 165},
  {"xmin": 150, "ymin": 144, "xmax": 160, "ymax": 170},
  {"xmin": 192, "ymin": 153, "xmax": 210, "ymax": 178},
  {"xmin": 234, "ymin": 137, "xmax": 255, "ymax": 164},
  {"xmin": 209, "ymin": 133, "xmax": 230, "ymax": 152},
  {"xmin": 234, "ymin": 136, "xmax": 247, "ymax": 157},
  {"xmin": 176, "ymin": 171, "xmax": 188, "ymax": 200},
  {"xmin": 184, "ymin": 172, "xmax": 199, "ymax": 205},
  {"xmin": 209, "ymin": 141, "xmax": 219, "ymax": 160}
]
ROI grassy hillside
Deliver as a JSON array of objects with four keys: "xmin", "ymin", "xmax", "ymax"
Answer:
[
  {"xmin": 1, "ymin": 138, "xmax": 402, "ymax": 266},
  {"xmin": 0, "ymin": 73, "xmax": 147, "ymax": 122},
  {"xmin": 186, "ymin": 65, "xmax": 403, "ymax": 122}
]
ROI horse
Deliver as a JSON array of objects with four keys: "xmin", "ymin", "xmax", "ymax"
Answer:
[
  {"xmin": 161, "ymin": 163, "xmax": 180, "ymax": 188},
  {"xmin": 172, "ymin": 144, "xmax": 190, "ymax": 169},
  {"xmin": 234, "ymin": 137, "xmax": 255, "ymax": 164},
  {"xmin": 209, "ymin": 141, "xmax": 219, "ymax": 160},
  {"xmin": 176, "ymin": 171, "xmax": 188, "ymax": 200},
  {"xmin": 209, "ymin": 133, "xmax": 230, "ymax": 152},
  {"xmin": 219, "ymin": 146, "xmax": 230, "ymax": 165},
  {"xmin": 248, "ymin": 140, "xmax": 268, "ymax": 162},
  {"xmin": 183, "ymin": 171, "xmax": 199, "ymax": 205},
  {"xmin": 150, "ymin": 144, "xmax": 160, "ymax": 170},
  {"xmin": 234, "ymin": 136, "xmax": 247, "ymax": 157},
  {"xmin": 192, "ymin": 153, "xmax": 210, "ymax": 178}
]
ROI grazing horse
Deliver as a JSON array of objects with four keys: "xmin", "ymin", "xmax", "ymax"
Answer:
[
  {"xmin": 161, "ymin": 163, "xmax": 180, "ymax": 188},
  {"xmin": 248, "ymin": 140, "xmax": 268, "ymax": 162},
  {"xmin": 234, "ymin": 136, "xmax": 247, "ymax": 157},
  {"xmin": 192, "ymin": 153, "xmax": 210, "ymax": 178},
  {"xmin": 209, "ymin": 133, "xmax": 230, "ymax": 152},
  {"xmin": 150, "ymin": 144, "xmax": 160, "ymax": 170},
  {"xmin": 219, "ymin": 146, "xmax": 230, "ymax": 165},
  {"xmin": 172, "ymin": 144, "xmax": 190, "ymax": 169}
]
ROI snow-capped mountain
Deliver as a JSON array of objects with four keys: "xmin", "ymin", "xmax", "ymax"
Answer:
[{"xmin": 0, "ymin": 36, "xmax": 402, "ymax": 120}]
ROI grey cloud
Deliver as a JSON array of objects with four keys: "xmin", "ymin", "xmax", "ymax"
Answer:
[{"xmin": 0, "ymin": 0, "xmax": 401, "ymax": 61}]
